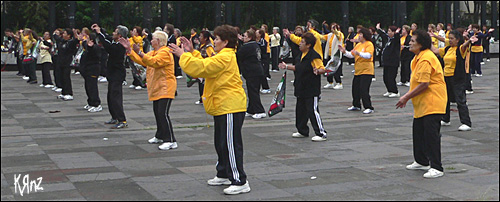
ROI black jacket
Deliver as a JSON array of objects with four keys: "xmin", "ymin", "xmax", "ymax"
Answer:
[
  {"xmin": 377, "ymin": 29, "xmax": 401, "ymax": 67},
  {"xmin": 237, "ymin": 41, "xmax": 264, "ymax": 79},
  {"xmin": 97, "ymin": 32, "xmax": 126, "ymax": 82},
  {"xmin": 444, "ymin": 46, "xmax": 466, "ymax": 83},
  {"xmin": 53, "ymin": 34, "xmax": 79, "ymax": 68},
  {"xmin": 294, "ymin": 49, "xmax": 322, "ymax": 98},
  {"xmin": 81, "ymin": 41, "xmax": 102, "ymax": 77},
  {"xmin": 286, "ymin": 37, "xmax": 301, "ymax": 65},
  {"xmin": 400, "ymin": 35, "xmax": 414, "ymax": 61}
]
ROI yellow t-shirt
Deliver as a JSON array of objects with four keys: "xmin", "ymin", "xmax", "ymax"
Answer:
[
  {"xmin": 264, "ymin": 33, "xmax": 271, "ymax": 53},
  {"xmin": 352, "ymin": 41, "xmax": 374, "ymax": 76},
  {"xmin": 301, "ymin": 50, "xmax": 325, "ymax": 70},
  {"xmin": 400, "ymin": 35, "xmax": 407, "ymax": 52},
  {"xmin": 290, "ymin": 29, "xmax": 324, "ymax": 60},
  {"xmin": 431, "ymin": 32, "xmax": 439, "ymax": 48},
  {"xmin": 410, "ymin": 49, "xmax": 447, "ymax": 118},
  {"xmin": 439, "ymin": 45, "xmax": 467, "ymax": 77}
]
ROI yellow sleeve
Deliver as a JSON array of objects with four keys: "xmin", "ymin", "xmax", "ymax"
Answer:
[
  {"xmin": 321, "ymin": 34, "xmax": 329, "ymax": 41},
  {"xmin": 459, "ymin": 45, "xmax": 467, "ymax": 59},
  {"xmin": 179, "ymin": 50, "xmax": 229, "ymax": 78},
  {"xmin": 289, "ymin": 34, "xmax": 302, "ymax": 45},
  {"xmin": 176, "ymin": 38, "xmax": 181, "ymax": 46},
  {"xmin": 142, "ymin": 48, "xmax": 173, "ymax": 68},
  {"xmin": 439, "ymin": 48, "xmax": 445, "ymax": 58},
  {"xmin": 311, "ymin": 58, "xmax": 325, "ymax": 69},
  {"xmin": 127, "ymin": 51, "xmax": 147, "ymax": 67},
  {"xmin": 415, "ymin": 60, "xmax": 432, "ymax": 83}
]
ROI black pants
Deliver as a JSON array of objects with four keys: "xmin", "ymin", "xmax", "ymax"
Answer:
[
  {"xmin": 132, "ymin": 77, "xmax": 143, "ymax": 87},
  {"xmin": 295, "ymin": 96, "xmax": 327, "ymax": 137},
  {"xmin": 326, "ymin": 59, "xmax": 343, "ymax": 84},
  {"xmin": 465, "ymin": 72, "xmax": 473, "ymax": 91},
  {"xmin": 214, "ymin": 112, "xmax": 247, "ymax": 185},
  {"xmin": 262, "ymin": 53, "xmax": 270, "ymax": 78},
  {"xmin": 400, "ymin": 59, "xmax": 411, "ymax": 83},
  {"xmin": 25, "ymin": 60, "xmax": 37, "ymax": 82},
  {"xmin": 413, "ymin": 114, "xmax": 443, "ymax": 172},
  {"xmin": 42, "ymin": 62, "xmax": 54, "ymax": 85},
  {"xmin": 107, "ymin": 81, "xmax": 126, "ymax": 122},
  {"xmin": 470, "ymin": 52, "xmax": 482, "ymax": 74},
  {"xmin": 53, "ymin": 56, "xmax": 63, "ymax": 88},
  {"xmin": 174, "ymin": 55, "xmax": 182, "ymax": 77},
  {"xmin": 246, "ymin": 77, "xmax": 265, "ymax": 114},
  {"xmin": 383, "ymin": 65, "xmax": 399, "ymax": 93},
  {"xmin": 483, "ymin": 43, "xmax": 490, "ymax": 60},
  {"xmin": 17, "ymin": 56, "xmax": 24, "ymax": 75},
  {"xmin": 61, "ymin": 66, "xmax": 73, "ymax": 95},
  {"xmin": 260, "ymin": 75, "xmax": 270, "ymax": 90},
  {"xmin": 271, "ymin": 46, "xmax": 280, "ymax": 71},
  {"xmin": 153, "ymin": 98, "xmax": 176, "ymax": 142},
  {"xmin": 84, "ymin": 74, "xmax": 101, "ymax": 107},
  {"xmin": 442, "ymin": 77, "xmax": 472, "ymax": 127},
  {"xmin": 198, "ymin": 79, "xmax": 205, "ymax": 102},
  {"xmin": 352, "ymin": 75, "xmax": 374, "ymax": 110}
]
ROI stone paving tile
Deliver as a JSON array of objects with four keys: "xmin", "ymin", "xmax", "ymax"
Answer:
[{"xmin": 2, "ymin": 59, "xmax": 499, "ymax": 200}]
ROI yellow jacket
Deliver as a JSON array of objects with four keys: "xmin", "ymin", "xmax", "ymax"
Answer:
[
  {"xmin": 290, "ymin": 29, "xmax": 324, "ymax": 60},
  {"xmin": 179, "ymin": 48, "xmax": 247, "ymax": 116},
  {"xmin": 128, "ymin": 46, "xmax": 177, "ymax": 101},
  {"xmin": 22, "ymin": 35, "xmax": 36, "ymax": 56},
  {"xmin": 129, "ymin": 36, "xmax": 144, "ymax": 52}
]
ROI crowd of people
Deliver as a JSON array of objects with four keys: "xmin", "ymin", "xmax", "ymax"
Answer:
[{"xmin": 2, "ymin": 17, "xmax": 496, "ymax": 194}]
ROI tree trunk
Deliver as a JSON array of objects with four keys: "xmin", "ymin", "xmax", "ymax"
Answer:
[
  {"xmin": 143, "ymin": 1, "xmax": 152, "ymax": 30},
  {"xmin": 161, "ymin": 1, "xmax": 168, "ymax": 26},
  {"xmin": 68, "ymin": 1, "xmax": 76, "ymax": 28},
  {"xmin": 92, "ymin": 1, "xmax": 99, "ymax": 24},
  {"xmin": 114, "ymin": 2, "xmax": 121, "ymax": 27}
]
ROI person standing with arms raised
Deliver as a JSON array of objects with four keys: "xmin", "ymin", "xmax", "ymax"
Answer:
[
  {"xmin": 92, "ymin": 23, "xmax": 128, "ymax": 129},
  {"xmin": 170, "ymin": 25, "xmax": 250, "ymax": 195}
]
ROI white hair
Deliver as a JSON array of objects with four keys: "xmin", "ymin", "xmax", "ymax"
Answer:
[{"xmin": 152, "ymin": 31, "xmax": 169, "ymax": 47}]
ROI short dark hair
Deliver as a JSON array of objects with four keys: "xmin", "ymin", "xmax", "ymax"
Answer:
[
  {"xmin": 200, "ymin": 30, "xmax": 212, "ymax": 42},
  {"xmin": 245, "ymin": 29, "xmax": 256, "ymax": 41},
  {"xmin": 302, "ymin": 32, "xmax": 316, "ymax": 50},
  {"xmin": 89, "ymin": 33, "xmax": 97, "ymax": 42},
  {"xmin": 412, "ymin": 29, "xmax": 432, "ymax": 51},
  {"xmin": 65, "ymin": 28, "xmax": 74, "ymax": 38},
  {"xmin": 133, "ymin": 26, "xmax": 143, "ymax": 36},
  {"xmin": 4, "ymin": 28, "xmax": 12, "ymax": 33},
  {"xmin": 214, "ymin": 25, "xmax": 238, "ymax": 49},
  {"xmin": 164, "ymin": 23, "xmax": 174, "ymax": 35},
  {"xmin": 359, "ymin": 27, "xmax": 372, "ymax": 42},
  {"xmin": 449, "ymin": 30, "xmax": 464, "ymax": 45},
  {"xmin": 388, "ymin": 25, "xmax": 398, "ymax": 33},
  {"xmin": 369, "ymin": 27, "xmax": 376, "ymax": 33},
  {"xmin": 471, "ymin": 24, "xmax": 480, "ymax": 30}
]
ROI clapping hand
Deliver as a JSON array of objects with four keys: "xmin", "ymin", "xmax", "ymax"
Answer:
[
  {"xmin": 168, "ymin": 43, "xmax": 184, "ymax": 57},
  {"xmin": 132, "ymin": 43, "xmax": 140, "ymax": 54},
  {"xmin": 118, "ymin": 37, "xmax": 131, "ymax": 53},
  {"xmin": 179, "ymin": 37, "xmax": 194, "ymax": 53},
  {"xmin": 470, "ymin": 35, "xmax": 479, "ymax": 43}
]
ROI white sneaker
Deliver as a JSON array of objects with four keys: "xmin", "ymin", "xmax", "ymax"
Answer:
[
  {"xmin": 272, "ymin": 69, "xmax": 279, "ymax": 72},
  {"xmin": 465, "ymin": 90, "xmax": 474, "ymax": 94},
  {"xmin": 348, "ymin": 106, "xmax": 361, "ymax": 111},
  {"xmin": 396, "ymin": 82, "xmax": 403, "ymax": 86},
  {"xmin": 480, "ymin": 62, "xmax": 485, "ymax": 65},
  {"xmin": 129, "ymin": 85, "xmax": 136, "ymax": 89},
  {"xmin": 75, "ymin": 71, "xmax": 80, "ymax": 75},
  {"xmin": 450, "ymin": 102, "xmax": 457, "ymax": 106},
  {"xmin": 195, "ymin": 101, "xmax": 203, "ymax": 105},
  {"xmin": 45, "ymin": 84, "xmax": 54, "ymax": 88},
  {"xmin": 245, "ymin": 112, "xmax": 254, "ymax": 117},
  {"xmin": 260, "ymin": 89, "xmax": 271, "ymax": 94},
  {"xmin": 351, "ymin": 70, "xmax": 355, "ymax": 73},
  {"xmin": 207, "ymin": 176, "xmax": 232, "ymax": 186},
  {"xmin": 475, "ymin": 74, "xmax": 482, "ymax": 77},
  {"xmin": 23, "ymin": 76, "xmax": 29, "ymax": 80},
  {"xmin": 39, "ymin": 84, "xmax": 45, "ymax": 87},
  {"xmin": 266, "ymin": 77, "xmax": 271, "ymax": 81},
  {"xmin": 423, "ymin": 168, "xmax": 444, "ymax": 178},
  {"xmin": 363, "ymin": 108, "xmax": 374, "ymax": 114},
  {"xmin": 311, "ymin": 135, "xmax": 327, "ymax": 142},
  {"xmin": 122, "ymin": 81, "xmax": 128, "ymax": 86},
  {"xmin": 148, "ymin": 137, "xmax": 164, "ymax": 144},
  {"xmin": 251, "ymin": 113, "xmax": 267, "ymax": 119},
  {"xmin": 84, "ymin": 104, "xmax": 91, "ymax": 110},
  {"xmin": 57, "ymin": 94, "xmax": 65, "ymax": 99},
  {"xmin": 486, "ymin": 59, "xmax": 490, "ymax": 62},
  {"xmin": 88, "ymin": 105, "xmax": 102, "ymax": 112},
  {"xmin": 52, "ymin": 86, "xmax": 58, "ymax": 91},
  {"xmin": 383, "ymin": 92, "xmax": 391, "ymax": 97},
  {"xmin": 340, "ymin": 75, "xmax": 344, "ymax": 78},
  {"xmin": 55, "ymin": 88, "xmax": 62, "ymax": 93},
  {"xmin": 71, "ymin": 70, "xmax": 75, "ymax": 74},
  {"xmin": 404, "ymin": 82, "xmax": 410, "ymax": 87},
  {"xmin": 388, "ymin": 92, "xmax": 400, "ymax": 98},
  {"xmin": 441, "ymin": 121, "xmax": 451, "ymax": 126},
  {"xmin": 223, "ymin": 182, "xmax": 251, "ymax": 195},
  {"xmin": 406, "ymin": 161, "xmax": 430, "ymax": 170},
  {"xmin": 333, "ymin": 83, "xmax": 343, "ymax": 90},
  {"xmin": 99, "ymin": 77, "xmax": 107, "ymax": 82},
  {"xmin": 135, "ymin": 86, "xmax": 142, "ymax": 90},
  {"xmin": 158, "ymin": 142, "xmax": 178, "ymax": 150},
  {"xmin": 323, "ymin": 83, "xmax": 334, "ymax": 89},
  {"xmin": 176, "ymin": 75, "xmax": 184, "ymax": 79},
  {"xmin": 290, "ymin": 80, "xmax": 294, "ymax": 83},
  {"xmin": 63, "ymin": 95, "xmax": 73, "ymax": 101},
  {"xmin": 372, "ymin": 77, "xmax": 376, "ymax": 82},
  {"xmin": 292, "ymin": 132, "xmax": 307, "ymax": 138},
  {"xmin": 458, "ymin": 124, "xmax": 472, "ymax": 131}
]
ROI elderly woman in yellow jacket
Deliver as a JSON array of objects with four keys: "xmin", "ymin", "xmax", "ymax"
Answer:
[
  {"xmin": 119, "ymin": 31, "xmax": 178, "ymax": 151},
  {"xmin": 169, "ymin": 25, "xmax": 250, "ymax": 195}
]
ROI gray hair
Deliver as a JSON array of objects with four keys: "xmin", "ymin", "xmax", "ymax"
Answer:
[
  {"xmin": 152, "ymin": 31, "xmax": 169, "ymax": 47},
  {"xmin": 116, "ymin": 25, "xmax": 129, "ymax": 38},
  {"xmin": 348, "ymin": 27, "xmax": 354, "ymax": 32}
]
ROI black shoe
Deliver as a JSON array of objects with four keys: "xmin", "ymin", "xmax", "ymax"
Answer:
[
  {"xmin": 111, "ymin": 122, "xmax": 128, "ymax": 129},
  {"xmin": 105, "ymin": 119, "xmax": 118, "ymax": 124},
  {"xmin": 186, "ymin": 78, "xmax": 198, "ymax": 88},
  {"xmin": 28, "ymin": 80, "xmax": 38, "ymax": 84}
]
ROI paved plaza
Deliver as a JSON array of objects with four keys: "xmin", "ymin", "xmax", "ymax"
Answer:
[{"xmin": 1, "ymin": 59, "xmax": 499, "ymax": 200}]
